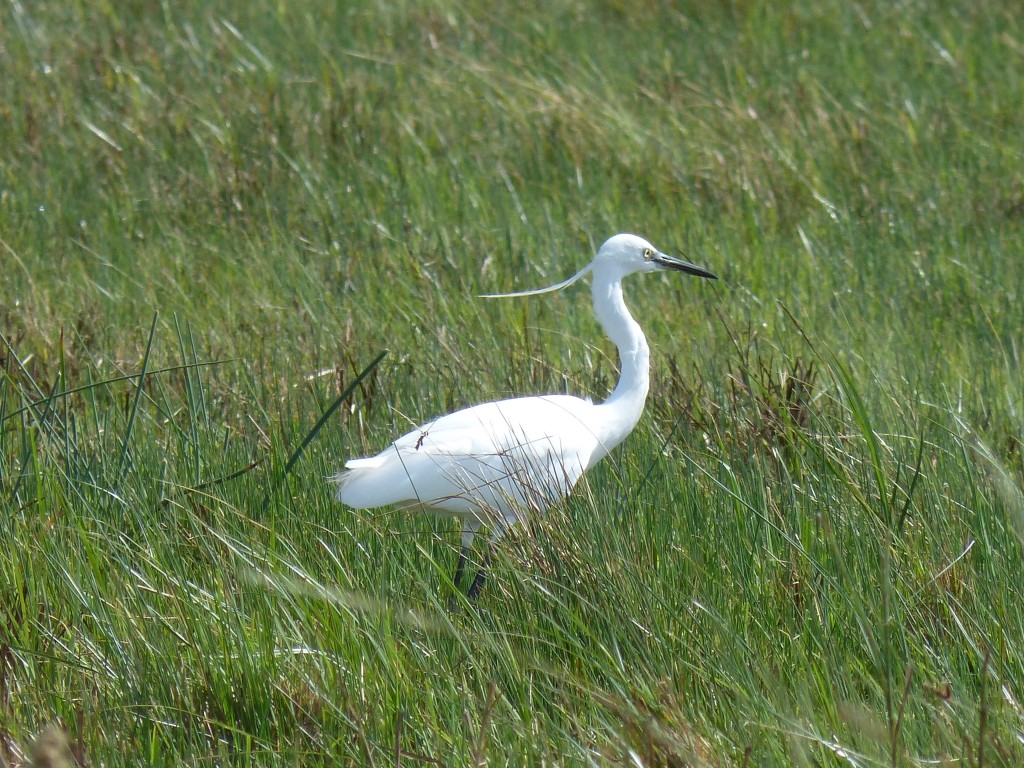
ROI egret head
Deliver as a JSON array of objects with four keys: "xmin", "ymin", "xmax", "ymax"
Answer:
[
  {"xmin": 594, "ymin": 233, "xmax": 718, "ymax": 281},
  {"xmin": 481, "ymin": 233, "xmax": 716, "ymax": 299}
]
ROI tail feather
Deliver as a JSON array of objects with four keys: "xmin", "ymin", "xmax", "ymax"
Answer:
[
  {"xmin": 333, "ymin": 451, "xmax": 419, "ymax": 509},
  {"xmin": 344, "ymin": 455, "xmax": 387, "ymax": 471}
]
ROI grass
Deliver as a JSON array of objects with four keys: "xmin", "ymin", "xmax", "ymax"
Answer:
[{"xmin": 1, "ymin": 0, "xmax": 1023, "ymax": 764}]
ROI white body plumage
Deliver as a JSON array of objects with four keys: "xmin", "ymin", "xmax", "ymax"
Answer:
[{"xmin": 333, "ymin": 233, "xmax": 716, "ymax": 593}]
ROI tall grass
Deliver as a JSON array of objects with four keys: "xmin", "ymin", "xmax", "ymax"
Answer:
[{"xmin": 1, "ymin": 0, "xmax": 1022, "ymax": 764}]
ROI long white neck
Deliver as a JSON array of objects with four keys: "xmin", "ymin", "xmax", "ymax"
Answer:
[{"xmin": 591, "ymin": 266, "xmax": 650, "ymax": 456}]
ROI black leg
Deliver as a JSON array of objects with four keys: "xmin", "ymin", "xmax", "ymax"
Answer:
[
  {"xmin": 466, "ymin": 545, "xmax": 492, "ymax": 599},
  {"xmin": 453, "ymin": 544, "xmax": 469, "ymax": 589}
]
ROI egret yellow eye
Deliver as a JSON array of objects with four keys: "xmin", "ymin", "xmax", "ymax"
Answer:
[{"xmin": 643, "ymin": 248, "xmax": 654, "ymax": 260}]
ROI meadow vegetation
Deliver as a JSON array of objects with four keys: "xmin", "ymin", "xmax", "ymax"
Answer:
[{"xmin": 1, "ymin": 0, "xmax": 1022, "ymax": 764}]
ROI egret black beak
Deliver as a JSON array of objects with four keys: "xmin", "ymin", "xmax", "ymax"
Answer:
[{"xmin": 653, "ymin": 252, "xmax": 718, "ymax": 279}]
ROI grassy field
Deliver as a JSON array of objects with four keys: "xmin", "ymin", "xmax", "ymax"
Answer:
[{"xmin": 2, "ymin": 0, "xmax": 1023, "ymax": 764}]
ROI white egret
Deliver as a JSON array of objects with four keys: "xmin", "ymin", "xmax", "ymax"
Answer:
[{"xmin": 334, "ymin": 233, "xmax": 716, "ymax": 596}]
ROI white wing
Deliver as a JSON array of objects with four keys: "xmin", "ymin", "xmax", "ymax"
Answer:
[{"xmin": 334, "ymin": 395, "xmax": 604, "ymax": 524}]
